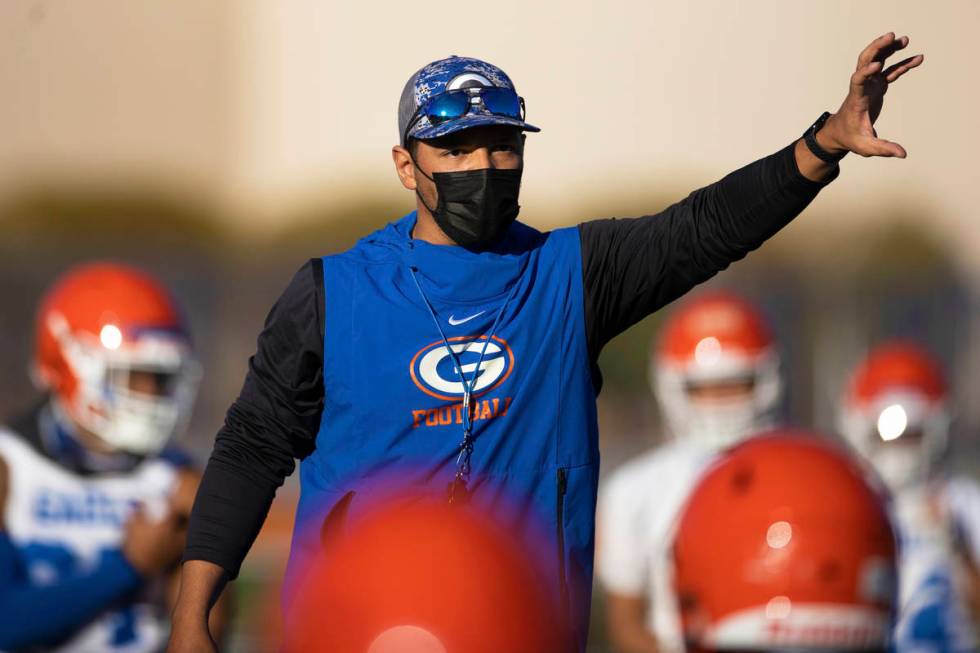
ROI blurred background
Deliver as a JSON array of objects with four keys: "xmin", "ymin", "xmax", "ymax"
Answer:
[{"xmin": 1, "ymin": 1, "xmax": 977, "ymax": 650}]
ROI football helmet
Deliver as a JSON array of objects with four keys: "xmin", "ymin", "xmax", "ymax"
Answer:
[
  {"xmin": 839, "ymin": 341, "xmax": 949, "ymax": 489},
  {"xmin": 33, "ymin": 262, "xmax": 200, "ymax": 455},
  {"xmin": 653, "ymin": 292, "xmax": 781, "ymax": 450},
  {"xmin": 286, "ymin": 499, "xmax": 568, "ymax": 653},
  {"xmin": 672, "ymin": 432, "xmax": 898, "ymax": 652}
]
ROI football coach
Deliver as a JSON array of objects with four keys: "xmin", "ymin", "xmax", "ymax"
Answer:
[{"xmin": 169, "ymin": 33, "xmax": 923, "ymax": 651}]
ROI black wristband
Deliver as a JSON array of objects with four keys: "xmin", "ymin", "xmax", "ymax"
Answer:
[{"xmin": 803, "ymin": 111, "xmax": 847, "ymax": 164}]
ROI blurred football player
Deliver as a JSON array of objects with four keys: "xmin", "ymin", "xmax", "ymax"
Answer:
[
  {"xmin": 673, "ymin": 432, "xmax": 898, "ymax": 653},
  {"xmin": 0, "ymin": 263, "xmax": 224, "ymax": 651},
  {"xmin": 840, "ymin": 341, "xmax": 980, "ymax": 652},
  {"xmin": 597, "ymin": 292, "xmax": 782, "ymax": 653}
]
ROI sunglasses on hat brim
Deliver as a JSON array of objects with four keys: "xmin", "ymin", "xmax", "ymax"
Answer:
[{"xmin": 404, "ymin": 87, "xmax": 527, "ymax": 145}]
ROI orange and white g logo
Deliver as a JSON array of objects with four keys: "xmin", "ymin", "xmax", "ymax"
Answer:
[{"xmin": 409, "ymin": 336, "xmax": 515, "ymax": 401}]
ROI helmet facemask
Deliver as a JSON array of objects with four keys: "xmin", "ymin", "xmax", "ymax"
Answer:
[
  {"xmin": 654, "ymin": 349, "xmax": 781, "ymax": 452},
  {"xmin": 44, "ymin": 312, "xmax": 200, "ymax": 456},
  {"xmin": 840, "ymin": 390, "xmax": 949, "ymax": 490},
  {"xmin": 839, "ymin": 341, "xmax": 950, "ymax": 492},
  {"xmin": 651, "ymin": 293, "xmax": 781, "ymax": 452}
]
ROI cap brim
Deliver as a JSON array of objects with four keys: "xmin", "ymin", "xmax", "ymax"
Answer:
[{"xmin": 413, "ymin": 113, "xmax": 541, "ymax": 142}]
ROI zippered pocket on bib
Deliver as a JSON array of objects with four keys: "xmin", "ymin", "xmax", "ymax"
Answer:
[{"xmin": 556, "ymin": 466, "xmax": 569, "ymax": 615}]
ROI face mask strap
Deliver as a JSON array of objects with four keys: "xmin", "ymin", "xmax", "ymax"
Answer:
[{"xmin": 408, "ymin": 151, "xmax": 440, "ymax": 219}]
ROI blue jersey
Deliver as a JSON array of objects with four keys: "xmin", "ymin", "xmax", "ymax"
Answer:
[
  {"xmin": 283, "ymin": 214, "xmax": 599, "ymax": 646},
  {"xmin": 0, "ymin": 413, "xmax": 185, "ymax": 652},
  {"xmin": 891, "ymin": 479, "xmax": 980, "ymax": 653}
]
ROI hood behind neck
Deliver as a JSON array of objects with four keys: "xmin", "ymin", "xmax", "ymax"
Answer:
[{"xmin": 358, "ymin": 212, "xmax": 541, "ymax": 304}]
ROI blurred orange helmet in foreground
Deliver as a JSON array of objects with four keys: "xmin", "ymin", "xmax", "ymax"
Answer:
[
  {"xmin": 34, "ymin": 263, "xmax": 200, "ymax": 454},
  {"xmin": 673, "ymin": 432, "xmax": 897, "ymax": 652},
  {"xmin": 839, "ymin": 340, "xmax": 949, "ymax": 489},
  {"xmin": 653, "ymin": 292, "xmax": 780, "ymax": 449},
  {"xmin": 285, "ymin": 499, "xmax": 568, "ymax": 653}
]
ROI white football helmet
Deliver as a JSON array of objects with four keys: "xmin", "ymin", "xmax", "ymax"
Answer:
[
  {"xmin": 651, "ymin": 292, "xmax": 781, "ymax": 451},
  {"xmin": 839, "ymin": 340, "xmax": 949, "ymax": 490}
]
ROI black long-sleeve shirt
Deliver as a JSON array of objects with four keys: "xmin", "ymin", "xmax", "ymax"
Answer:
[{"xmin": 185, "ymin": 142, "xmax": 837, "ymax": 577}]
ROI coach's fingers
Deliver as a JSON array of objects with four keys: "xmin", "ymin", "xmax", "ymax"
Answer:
[
  {"xmin": 876, "ymin": 34, "xmax": 910, "ymax": 64},
  {"xmin": 883, "ymin": 54, "xmax": 924, "ymax": 83},
  {"xmin": 851, "ymin": 60, "xmax": 883, "ymax": 89},
  {"xmin": 857, "ymin": 32, "xmax": 896, "ymax": 69},
  {"xmin": 856, "ymin": 136, "xmax": 907, "ymax": 159}
]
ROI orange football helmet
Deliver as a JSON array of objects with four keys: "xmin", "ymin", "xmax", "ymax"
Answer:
[
  {"xmin": 653, "ymin": 292, "xmax": 780, "ymax": 449},
  {"xmin": 672, "ymin": 432, "xmax": 897, "ymax": 652},
  {"xmin": 33, "ymin": 262, "xmax": 199, "ymax": 454},
  {"xmin": 839, "ymin": 341, "xmax": 949, "ymax": 489},
  {"xmin": 285, "ymin": 499, "xmax": 568, "ymax": 653}
]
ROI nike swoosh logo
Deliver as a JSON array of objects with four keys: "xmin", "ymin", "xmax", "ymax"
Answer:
[{"xmin": 448, "ymin": 311, "xmax": 485, "ymax": 326}]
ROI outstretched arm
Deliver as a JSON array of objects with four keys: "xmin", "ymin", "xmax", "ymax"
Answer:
[{"xmin": 579, "ymin": 33, "xmax": 924, "ymax": 364}]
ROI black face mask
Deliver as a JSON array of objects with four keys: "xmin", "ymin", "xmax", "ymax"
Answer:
[{"xmin": 415, "ymin": 166, "xmax": 523, "ymax": 250}]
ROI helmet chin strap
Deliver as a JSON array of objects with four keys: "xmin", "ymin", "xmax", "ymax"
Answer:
[
  {"xmin": 42, "ymin": 400, "xmax": 140, "ymax": 474},
  {"xmin": 678, "ymin": 404, "xmax": 772, "ymax": 452}
]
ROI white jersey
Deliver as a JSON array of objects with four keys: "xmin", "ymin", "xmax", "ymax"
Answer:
[
  {"xmin": 596, "ymin": 440, "xmax": 716, "ymax": 653},
  {"xmin": 891, "ymin": 476, "xmax": 980, "ymax": 653},
  {"xmin": 0, "ymin": 423, "xmax": 180, "ymax": 652}
]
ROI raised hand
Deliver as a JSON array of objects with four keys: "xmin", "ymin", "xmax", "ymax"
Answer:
[{"xmin": 821, "ymin": 33, "xmax": 924, "ymax": 158}]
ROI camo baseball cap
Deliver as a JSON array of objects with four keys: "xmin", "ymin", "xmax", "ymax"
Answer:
[{"xmin": 398, "ymin": 55, "xmax": 540, "ymax": 146}]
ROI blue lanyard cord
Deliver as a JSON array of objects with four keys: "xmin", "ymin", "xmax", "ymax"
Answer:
[{"xmin": 409, "ymin": 265, "xmax": 519, "ymax": 495}]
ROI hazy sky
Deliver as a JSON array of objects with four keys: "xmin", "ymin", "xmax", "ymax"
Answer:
[{"xmin": 2, "ymin": 1, "xmax": 977, "ymax": 274}]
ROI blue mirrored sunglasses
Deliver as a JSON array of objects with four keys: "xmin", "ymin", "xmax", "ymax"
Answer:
[{"xmin": 404, "ymin": 87, "xmax": 526, "ymax": 144}]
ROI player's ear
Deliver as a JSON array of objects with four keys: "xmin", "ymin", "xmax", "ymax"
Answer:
[{"xmin": 392, "ymin": 145, "xmax": 417, "ymax": 191}]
